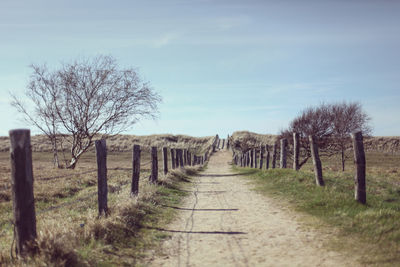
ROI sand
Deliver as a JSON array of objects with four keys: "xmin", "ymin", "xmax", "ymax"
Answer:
[{"xmin": 149, "ymin": 150, "xmax": 359, "ymax": 267}]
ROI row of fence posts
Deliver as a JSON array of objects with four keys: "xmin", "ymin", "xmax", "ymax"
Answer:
[
  {"xmin": 8, "ymin": 129, "xmax": 214, "ymax": 257},
  {"xmin": 233, "ymin": 130, "xmax": 366, "ymax": 204}
]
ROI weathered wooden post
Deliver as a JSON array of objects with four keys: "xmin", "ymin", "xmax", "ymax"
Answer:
[
  {"xmin": 280, "ymin": 139, "xmax": 287, "ymax": 168},
  {"xmin": 250, "ymin": 149, "xmax": 254, "ymax": 168},
  {"xmin": 183, "ymin": 149, "xmax": 187, "ymax": 166},
  {"xmin": 175, "ymin": 149, "xmax": 180, "ymax": 168},
  {"xmin": 178, "ymin": 149, "xmax": 184, "ymax": 167},
  {"xmin": 150, "ymin": 147, "xmax": 158, "ymax": 183},
  {"xmin": 170, "ymin": 148, "xmax": 176, "ymax": 169},
  {"xmin": 254, "ymin": 148, "xmax": 258, "ymax": 168},
  {"xmin": 352, "ymin": 131, "xmax": 366, "ymax": 204},
  {"xmin": 188, "ymin": 151, "xmax": 192, "ymax": 166},
  {"xmin": 9, "ymin": 129, "xmax": 37, "ymax": 256},
  {"xmin": 222, "ymin": 139, "xmax": 225, "ymax": 149},
  {"xmin": 259, "ymin": 145, "xmax": 264, "ymax": 169},
  {"xmin": 163, "ymin": 147, "xmax": 168, "ymax": 175},
  {"xmin": 131, "ymin": 144, "xmax": 141, "ymax": 196},
  {"xmin": 272, "ymin": 143, "xmax": 277, "ymax": 169},
  {"xmin": 96, "ymin": 139, "xmax": 108, "ymax": 216},
  {"xmin": 217, "ymin": 139, "xmax": 221, "ymax": 149},
  {"xmin": 309, "ymin": 135, "xmax": 325, "ymax": 186},
  {"xmin": 227, "ymin": 135, "xmax": 230, "ymax": 150},
  {"xmin": 293, "ymin": 132, "xmax": 300, "ymax": 171},
  {"xmin": 266, "ymin": 145, "xmax": 270, "ymax": 169}
]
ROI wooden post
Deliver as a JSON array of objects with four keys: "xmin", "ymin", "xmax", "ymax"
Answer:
[
  {"xmin": 188, "ymin": 151, "xmax": 192, "ymax": 166},
  {"xmin": 163, "ymin": 147, "xmax": 168, "ymax": 175},
  {"xmin": 217, "ymin": 139, "xmax": 221, "ymax": 149},
  {"xmin": 352, "ymin": 131, "xmax": 366, "ymax": 204},
  {"xmin": 272, "ymin": 143, "xmax": 277, "ymax": 169},
  {"xmin": 309, "ymin": 135, "xmax": 325, "ymax": 186},
  {"xmin": 9, "ymin": 129, "xmax": 37, "ymax": 256},
  {"xmin": 227, "ymin": 135, "xmax": 230, "ymax": 150},
  {"xmin": 178, "ymin": 149, "xmax": 184, "ymax": 167},
  {"xmin": 222, "ymin": 139, "xmax": 225, "ymax": 149},
  {"xmin": 183, "ymin": 149, "xmax": 187, "ymax": 166},
  {"xmin": 266, "ymin": 145, "xmax": 270, "ymax": 169},
  {"xmin": 280, "ymin": 139, "xmax": 287, "ymax": 168},
  {"xmin": 293, "ymin": 132, "xmax": 300, "ymax": 171},
  {"xmin": 150, "ymin": 147, "xmax": 158, "ymax": 183},
  {"xmin": 96, "ymin": 139, "xmax": 108, "ymax": 216},
  {"xmin": 259, "ymin": 145, "xmax": 264, "ymax": 169},
  {"xmin": 250, "ymin": 149, "xmax": 254, "ymax": 168},
  {"xmin": 254, "ymin": 148, "xmax": 258, "ymax": 168},
  {"xmin": 175, "ymin": 149, "xmax": 180, "ymax": 168},
  {"xmin": 170, "ymin": 149, "xmax": 176, "ymax": 169},
  {"xmin": 131, "ymin": 144, "xmax": 141, "ymax": 196}
]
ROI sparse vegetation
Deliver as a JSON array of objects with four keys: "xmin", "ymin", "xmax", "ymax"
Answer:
[
  {"xmin": 0, "ymin": 134, "xmax": 211, "ymax": 266},
  {"xmin": 233, "ymin": 150, "xmax": 400, "ymax": 266},
  {"xmin": 11, "ymin": 55, "xmax": 161, "ymax": 169}
]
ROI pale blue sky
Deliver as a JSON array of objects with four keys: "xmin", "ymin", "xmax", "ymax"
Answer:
[{"xmin": 1, "ymin": 0, "xmax": 399, "ymax": 137}]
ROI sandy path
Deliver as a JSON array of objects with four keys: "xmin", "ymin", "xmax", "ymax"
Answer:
[{"xmin": 150, "ymin": 150, "xmax": 359, "ymax": 267}]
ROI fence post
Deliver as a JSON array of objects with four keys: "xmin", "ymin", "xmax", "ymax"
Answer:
[
  {"xmin": 163, "ymin": 147, "xmax": 168, "ymax": 175},
  {"xmin": 352, "ymin": 131, "xmax": 366, "ymax": 204},
  {"xmin": 280, "ymin": 139, "xmax": 287, "ymax": 168},
  {"xmin": 96, "ymin": 139, "xmax": 108, "ymax": 216},
  {"xmin": 9, "ymin": 129, "xmax": 37, "ymax": 257},
  {"xmin": 250, "ymin": 149, "xmax": 254, "ymax": 168},
  {"xmin": 272, "ymin": 143, "xmax": 277, "ymax": 168},
  {"xmin": 254, "ymin": 148, "xmax": 258, "ymax": 168},
  {"xmin": 150, "ymin": 147, "xmax": 158, "ymax": 183},
  {"xmin": 178, "ymin": 149, "xmax": 184, "ymax": 167},
  {"xmin": 266, "ymin": 145, "xmax": 270, "ymax": 169},
  {"xmin": 309, "ymin": 135, "xmax": 325, "ymax": 186},
  {"xmin": 175, "ymin": 148, "xmax": 182, "ymax": 168},
  {"xmin": 222, "ymin": 139, "xmax": 225, "ymax": 149},
  {"xmin": 170, "ymin": 149, "xmax": 176, "ymax": 169},
  {"xmin": 183, "ymin": 149, "xmax": 187, "ymax": 166},
  {"xmin": 259, "ymin": 145, "xmax": 264, "ymax": 169},
  {"xmin": 227, "ymin": 135, "xmax": 230, "ymax": 150},
  {"xmin": 188, "ymin": 151, "xmax": 192, "ymax": 166},
  {"xmin": 217, "ymin": 139, "xmax": 221, "ymax": 149},
  {"xmin": 131, "ymin": 144, "xmax": 141, "ymax": 196},
  {"xmin": 293, "ymin": 132, "xmax": 300, "ymax": 171}
]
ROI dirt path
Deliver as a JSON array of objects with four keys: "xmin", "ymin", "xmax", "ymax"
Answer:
[{"xmin": 149, "ymin": 150, "xmax": 359, "ymax": 267}]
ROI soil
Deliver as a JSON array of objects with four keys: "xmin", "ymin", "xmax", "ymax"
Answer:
[{"xmin": 148, "ymin": 150, "xmax": 360, "ymax": 267}]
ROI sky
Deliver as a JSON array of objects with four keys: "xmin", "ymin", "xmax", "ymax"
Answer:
[{"xmin": 0, "ymin": 0, "xmax": 399, "ymax": 137}]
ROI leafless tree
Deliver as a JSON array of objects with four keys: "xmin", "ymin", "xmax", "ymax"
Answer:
[
  {"xmin": 279, "ymin": 102, "xmax": 371, "ymax": 170},
  {"xmin": 330, "ymin": 102, "xmax": 371, "ymax": 171},
  {"xmin": 12, "ymin": 55, "xmax": 161, "ymax": 169},
  {"xmin": 11, "ymin": 65, "xmax": 62, "ymax": 168}
]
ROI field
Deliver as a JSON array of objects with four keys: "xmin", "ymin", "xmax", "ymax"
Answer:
[
  {"xmin": 0, "ymin": 134, "xmax": 213, "ymax": 265},
  {"xmin": 231, "ymin": 131, "xmax": 400, "ymax": 265}
]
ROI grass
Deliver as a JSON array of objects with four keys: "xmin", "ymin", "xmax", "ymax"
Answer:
[
  {"xmin": 0, "ymin": 134, "xmax": 210, "ymax": 266},
  {"xmin": 233, "ymin": 151, "xmax": 400, "ymax": 266}
]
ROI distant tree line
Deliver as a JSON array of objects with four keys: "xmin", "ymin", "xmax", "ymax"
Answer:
[{"xmin": 11, "ymin": 55, "xmax": 161, "ymax": 169}]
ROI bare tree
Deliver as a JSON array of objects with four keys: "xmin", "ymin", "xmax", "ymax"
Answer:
[
  {"xmin": 11, "ymin": 65, "xmax": 62, "ymax": 168},
  {"xmin": 12, "ymin": 55, "xmax": 161, "ymax": 169},
  {"xmin": 330, "ymin": 102, "xmax": 371, "ymax": 171},
  {"xmin": 279, "ymin": 102, "xmax": 371, "ymax": 170}
]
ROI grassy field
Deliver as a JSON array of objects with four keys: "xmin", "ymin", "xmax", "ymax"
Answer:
[
  {"xmin": 233, "ymin": 151, "xmax": 400, "ymax": 266},
  {"xmin": 0, "ymin": 134, "xmax": 213, "ymax": 266}
]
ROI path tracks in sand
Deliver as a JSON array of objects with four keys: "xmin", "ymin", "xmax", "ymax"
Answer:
[{"xmin": 149, "ymin": 150, "xmax": 360, "ymax": 267}]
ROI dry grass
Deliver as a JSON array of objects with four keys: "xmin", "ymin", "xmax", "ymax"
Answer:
[{"xmin": 0, "ymin": 133, "xmax": 212, "ymax": 266}]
